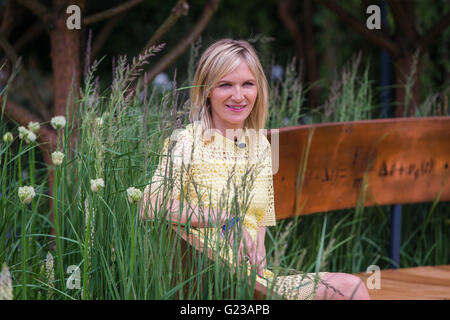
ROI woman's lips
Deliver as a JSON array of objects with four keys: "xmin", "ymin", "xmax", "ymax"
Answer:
[{"xmin": 226, "ymin": 104, "xmax": 246, "ymax": 112}]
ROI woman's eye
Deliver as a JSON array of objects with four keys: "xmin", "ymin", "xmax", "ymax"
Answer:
[
  {"xmin": 244, "ymin": 82, "xmax": 255, "ymax": 86},
  {"xmin": 219, "ymin": 83, "xmax": 231, "ymax": 87}
]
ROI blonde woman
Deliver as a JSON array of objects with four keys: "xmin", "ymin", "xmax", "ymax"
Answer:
[{"xmin": 140, "ymin": 39, "xmax": 370, "ymax": 300}]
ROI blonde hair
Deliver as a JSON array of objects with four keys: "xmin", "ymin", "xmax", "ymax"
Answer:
[{"xmin": 189, "ymin": 39, "xmax": 269, "ymax": 131}]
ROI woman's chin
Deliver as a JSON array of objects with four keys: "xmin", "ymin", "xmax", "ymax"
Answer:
[{"xmin": 224, "ymin": 112, "xmax": 251, "ymax": 124}]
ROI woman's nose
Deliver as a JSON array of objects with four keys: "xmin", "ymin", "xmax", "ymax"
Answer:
[{"xmin": 231, "ymin": 86, "xmax": 244, "ymax": 101}]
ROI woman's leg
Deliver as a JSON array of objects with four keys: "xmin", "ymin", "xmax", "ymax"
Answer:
[{"xmin": 315, "ymin": 272, "xmax": 371, "ymax": 300}]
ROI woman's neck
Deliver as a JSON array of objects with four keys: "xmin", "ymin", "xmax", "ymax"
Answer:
[{"xmin": 212, "ymin": 121, "xmax": 245, "ymax": 141}]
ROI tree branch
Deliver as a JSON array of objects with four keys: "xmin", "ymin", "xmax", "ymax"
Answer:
[
  {"xmin": 83, "ymin": 0, "xmax": 144, "ymax": 25},
  {"xmin": 1, "ymin": 98, "xmax": 55, "ymax": 148},
  {"xmin": 15, "ymin": 0, "xmax": 51, "ymax": 26},
  {"xmin": 1, "ymin": 0, "xmax": 20, "ymax": 38},
  {"xmin": 90, "ymin": 13, "xmax": 125, "ymax": 62},
  {"xmin": 387, "ymin": 0, "xmax": 418, "ymax": 41},
  {"xmin": 0, "ymin": 30, "xmax": 51, "ymax": 120},
  {"xmin": 13, "ymin": 21, "xmax": 45, "ymax": 52},
  {"xmin": 277, "ymin": 0, "xmax": 305, "ymax": 78},
  {"xmin": 316, "ymin": 0, "xmax": 399, "ymax": 56},
  {"xmin": 143, "ymin": 0, "xmax": 220, "ymax": 87},
  {"xmin": 141, "ymin": 0, "xmax": 189, "ymax": 54},
  {"xmin": 418, "ymin": 10, "xmax": 450, "ymax": 51},
  {"xmin": 1, "ymin": 98, "xmax": 42, "ymax": 128}
]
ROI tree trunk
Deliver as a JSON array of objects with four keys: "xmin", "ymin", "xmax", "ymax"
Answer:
[
  {"xmin": 277, "ymin": 0, "xmax": 306, "ymax": 82},
  {"xmin": 49, "ymin": 1, "xmax": 84, "ymax": 118},
  {"xmin": 47, "ymin": 0, "xmax": 84, "ymax": 238}
]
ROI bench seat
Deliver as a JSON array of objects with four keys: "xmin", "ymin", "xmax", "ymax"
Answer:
[{"xmin": 357, "ymin": 265, "xmax": 450, "ymax": 300}]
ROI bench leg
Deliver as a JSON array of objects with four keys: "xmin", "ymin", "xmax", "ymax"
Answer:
[{"xmin": 390, "ymin": 204, "xmax": 402, "ymax": 269}]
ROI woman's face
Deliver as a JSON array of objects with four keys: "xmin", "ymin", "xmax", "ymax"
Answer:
[{"xmin": 208, "ymin": 60, "xmax": 257, "ymax": 135}]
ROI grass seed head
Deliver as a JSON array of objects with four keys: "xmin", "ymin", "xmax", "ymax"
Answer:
[{"xmin": 0, "ymin": 263, "xmax": 13, "ymax": 300}]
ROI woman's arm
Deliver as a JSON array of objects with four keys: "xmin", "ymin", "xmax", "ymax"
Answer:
[
  {"xmin": 255, "ymin": 226, "xmax": 267, "ymax": 275},
  {"xmin": 139, "ymin": 189, "xmax": 231, "ymax": 228},
  {"xmin": 227, "ymin": 225, "xmax": 267, "ymax": 277}
]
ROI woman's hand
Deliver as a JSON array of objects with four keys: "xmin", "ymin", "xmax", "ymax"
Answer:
[
  {"xmin": 140, "ymin": 186, "xmax": 230, "ymax": 228},
  {"xmin": 228, "ymin": 226, "xmax": 266, "ymax": 277}
]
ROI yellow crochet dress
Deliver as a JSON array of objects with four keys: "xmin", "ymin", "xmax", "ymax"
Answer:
[{"xmin": 146, "ymin": 122, "xmax": 326, "ymax": 300}]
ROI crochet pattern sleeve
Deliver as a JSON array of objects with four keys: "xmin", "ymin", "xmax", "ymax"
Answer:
[{"xmin": 259, "ymin": 137, "xmax": 276, "ymax": 227}]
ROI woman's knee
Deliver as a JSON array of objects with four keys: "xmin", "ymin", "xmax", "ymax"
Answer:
[
  {"xmin": 341, "ymin": 274, "xmax": 371, "ymax": 300},
  {"xmin": 318, "ymin": 273, "xmax": 371, "ymax": 300}
]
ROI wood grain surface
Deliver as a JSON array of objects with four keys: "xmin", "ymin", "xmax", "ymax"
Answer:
[
  {"xmin": 268, "ymin": 117, "xmax": 450, "ymax": 219},
  {"xmin": 357, "ymin": 265, "xmax": 450, "ymax": 300}
]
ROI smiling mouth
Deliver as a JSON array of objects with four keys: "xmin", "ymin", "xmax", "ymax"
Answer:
[{"xmin": 226, "ymin": 105, "xmax": 246, "ymax": 111}]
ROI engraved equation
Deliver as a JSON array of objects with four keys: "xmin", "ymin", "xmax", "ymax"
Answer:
[{"xmin": 302, "ymin": 145, "xmax": 449, "ymax": 191}]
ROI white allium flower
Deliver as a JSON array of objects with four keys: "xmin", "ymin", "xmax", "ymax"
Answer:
[
  {"xmin": 0, "ymin": 262, "xmax": 13, "ymax": 300},
  {"xmin": 51, "ymin": 151, "xmax": 65, "ymax": 166},
  {"xmin": 18, "ymin": 126, "xmax": 36, "ymax": 144},
  {"xmin": 95, "ymin": 117, "xmax": 103, "ymax": 127},
  {"xmin": 51, "ymin": 116, "xmax": 66, "ymax": 130},
  {"xmin": 24, "ymin": 131, "xmax": 36, "ymax": 144},
  {"xmin": 126, "ymin": 187, "xmax": 143, "ymax": 204},
  {"xmin": 3, "ymin": 132, "xmax": 13, "ymax": 143},
  {"xmin": 18, "ymin": 126, "xmax": 29, "ymax": 139},
  {"xmin": 27, "ymin": 121, "xmax": 40, "ymax": 134},
  {"xmin": 18, "ymin": 186, "xmax": 35, "ymax": 204},
  {"xmin": 90, "ymin": 178, "xmax": 104, "ymax": 193}
]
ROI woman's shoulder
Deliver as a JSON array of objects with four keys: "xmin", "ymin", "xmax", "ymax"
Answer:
[
  {"xmin": 248, "ymin": 128, "xmax": 271, "ymax": 152},
  {"xmin": 164, "ymin": 123, "xmax": 198, "ymax": 146},
  {"xmin": 162, "ymin": 123, "xmax": 204, "ymax": 159}
]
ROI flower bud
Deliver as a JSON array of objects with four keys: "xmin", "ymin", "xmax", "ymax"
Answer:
[
  {"xmin": 18, "ymin": 126, "xmax": 36, "ymax": 144},
  {"xmin": 3, "ymin": 132, "xmax": 13, "ymax": 143},
  {"xmin": 51, "ymin": 116, "xmax": 66, "ymax": 130},
  {"xmin": 127, "ymin": 187, "xmax": 143, "ymax": 204},
  {"xmin": 51, "ymin": 151, "xmax": 65, "ymax": 166},
  {"xmin": 95, "ymin": 117, "xmax": 103, "ymax": 127},
  {"xmin": 18, "ymin": 126, "xmax": 29, "ymax": 139},
  {"xmin": 27, "ymin": 121, "xmax": 40, "ymax": 134},
  {"xmin": 18, "ymin": 186, "xmax": 35, "ymax": 204},
  {"xmin": 90, "ymin": 178, "xmax": 104, "ymax": 193},
  {"xmin": 24, "ymin": 131, "xmax": 36, "ymax": 144}
]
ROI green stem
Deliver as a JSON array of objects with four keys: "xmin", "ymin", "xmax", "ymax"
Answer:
[
  {"xmin": 18, "ymin": 140, "xmax": 22, "ymax": 187},
  {"xmin": 21, "ymin": 204, "xmax": 27, "ymax": 299},
  {"xmin": 53, "ymin": 166, "xmax": 65, "ymax": 295},
  {"xmin": 29, "ymin": 147, "xmax": 35, "ymax": 255},
  {"xmin": 129, "ymin": 206, "xmax": 136, "ymax": 299},
  {"xmin": 83, "ymin": 200, "xmax": 93, "ymax": 300},
  {"xmin": 0, "ymin": 146, "xmax": 8, "ymax": 261}
]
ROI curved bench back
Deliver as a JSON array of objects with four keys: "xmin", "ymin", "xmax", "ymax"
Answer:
[{"xmin": 268, "ymin": 117, "xmax": 450, "ymax": 219}]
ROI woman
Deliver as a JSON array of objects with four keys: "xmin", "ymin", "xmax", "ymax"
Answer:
[{"xmin": 140, "ymin": 39, "xmax": 370, "ymax": 300}]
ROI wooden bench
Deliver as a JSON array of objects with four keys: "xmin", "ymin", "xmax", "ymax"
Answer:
[{"xmin": 174, "ymin": 116, "xmax": 450, "ymax": 299}]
